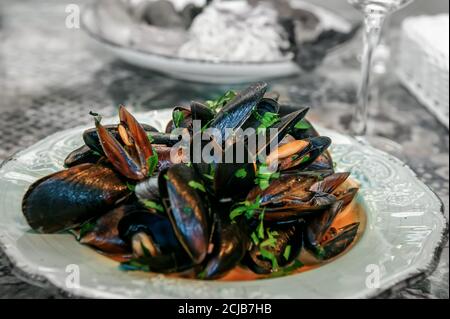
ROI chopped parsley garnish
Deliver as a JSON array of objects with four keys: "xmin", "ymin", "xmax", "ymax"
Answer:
[
  {"xmin": 254, "ymin": 164, "xmax": 280, "ymax": 190},
  {"xmin": 126, "ymin": 182, "xmax": 136, "ymax": 192},
  {"xmin": 256, "ymin": 211, "xmax": 265, "ymax": 239},
  {"xmin": 294, "ymin": 119, "xmax": 312, "ymax": 130},
  {"xmin": 172, "ymin": 110, "xmax": 185, "ymax": 128},
  {"xmin": 205, "ymin": 90, "xmax": 237, "ymax": 112},
  {"xmin": 120, "ymin": 259, "xmax": 150, "ymax": 272},
  {"xmin": 188, "ymin": 180, "xmax": 206, "ymax": 193},
  {"xmin": 260, "ymin": 248, "xmax": 279, "ymax": 270},
  {"xmin": 78, "ymin": 221, "xmax": 96, "ymax": 240},
  {"xmin": 270, "ymin": 260, "xmax": 304, "ymax": 278},
  {"xmin": 283, "ymin": 245, "xmax": 292, "ymax": 261},
  {"xmin": 251, "ymin": 232, "xmax": 260, "ymax": 245},
  {"xmin": 141, "ymin": 200, "xmax": 164, "ymax": 213},
  {"xmin": 146, "ymin": 149, "xmax": 159, "ymax": 177},
  {"xmin": 300, "ymin": 154, "xmax": 311, "ymax": 164},
  {"xmin": 254, "ymin": 111, "xmax": 280, "ymax": 133},
  {"xmin": 234, "ymin": 168, "xmax": 247, "ymax": 179},
  {"xmin": 229, "ymin": 196, "xmax": 261, "ymax": 221}
]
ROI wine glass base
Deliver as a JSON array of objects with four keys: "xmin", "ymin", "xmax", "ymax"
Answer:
[{"xmin": 354, "ymin": 135, "xmax": 406, "ymax": 161}]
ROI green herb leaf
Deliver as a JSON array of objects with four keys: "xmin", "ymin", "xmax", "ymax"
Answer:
[
  {"xmin": 119, "ymin": 259, "xmax": 151, "ymax": 272},
  {"xmin": 254, "ymin": 164, "xmax": 280, "ymax": 191},
  {"xmin": 203, "ymin": 173, "xmax": 214, "ymax": 181},
  {"xmin": 299, "ymin": 154, "xmax": 311, "ymax": 164},
  {"xmin": 172, "ymin": 110, "xmax": 185, "ymax": 128},
  {"xmin": 260, "ymin": 248, "xmax": 279, "ymax": 270},
  {"xmin": 229, "ymin": 196, "xmax": 261, "ymax": 221},
  {"xmin": 260, "ymin": 238, "xmax": 277, "ymax": 248},
  {"xmin": 294, "ymin": 119, "xmax": 312, "ymax": 130},
  {"xmin": 205, "ymin": 90, "xmax": 237, "ymax": 112},
  {"xmin": 251, "ymin": 232, "xmax": 260, "ymax": 245},
  {"xmin": 141, "ymin": 200, "xmax": 164, "ymax": 213},
  {"xmin": 283, "ymin": 245, "xmax": 292, "ymax": 261},
  {"xmin": 147, "ymin": 134, "xmax": 154, "ymax": 143},
  {"xmin": 270, "ymin": 260, "xmax": 304, "ymax": 278},
  {"xmin": 147, "ymin": 149, "xmax": 159, "ymax": 177},
  {"xmin": 78, "ymin": 221, "xmax": 96, "ymax": 240},
  {"xmin": 254, "ymin": 111, "xmax": 280, "ymax": 133},
  {"xmin": 257, "ymin": 211, "xmax": 265, "ymax": 239},
  {"xmin": 234, "ymin": 168, "xmax": 247, "ymax": 179},
  {"xmin": 127, "ymin": 182, "xmax": 136, "ymax": 192},
  {"xmin": 188, "ymin": 180, "xmax": 206, "ymax": 193}
]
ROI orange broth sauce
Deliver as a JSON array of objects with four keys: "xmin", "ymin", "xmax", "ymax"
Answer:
[{"xmin": 217, "ymin": 178, "xmax": 366, "ymax": 281}]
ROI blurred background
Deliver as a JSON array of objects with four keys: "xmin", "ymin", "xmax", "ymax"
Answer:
[{"xmin": 0, "ymin": 0, "xmax": 448, "ymax": 299}]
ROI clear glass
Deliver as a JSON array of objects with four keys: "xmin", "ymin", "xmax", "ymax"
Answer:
[{"xmin": 348, "ymin": 0, "xmax": 414, "ymax": 139}]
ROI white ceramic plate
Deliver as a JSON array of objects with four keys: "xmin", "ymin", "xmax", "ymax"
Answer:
[
  {"xmin": 81, "ymin": 1, "xmax": 356, "ymax": 83},
  {"xmin": 0, "ymin": 110, "xmax": 446, "ymax": 299}
]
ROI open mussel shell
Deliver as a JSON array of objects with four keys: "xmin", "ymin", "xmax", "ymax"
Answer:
[
  {"xmin": 241, "ymin": 97, "xmax": 280, "ymax": 131},
  {"xmin": 246, "ymin": 172, "xmax": 351, "ymax": 222},
  {"xmin": 78, "ymin": 202, "xmax": 141, "ymax": 254},
  {"xmin": 64, "ymin": 145, "xmax": 102, "ymax": 168},
  {"xmin": 83, "ymin": 124, "xmax": 158, "ymax": 155},
  {"xmin": 254, "ymin": 108, "xmax": 309, "ymax": 158},
  {"xmin": 158, "ymin": 164, "xmax": 211, "ymax": 265},
  {"xmin": 210, "ymin": 82, "xmax": 267, "ymax": 140},
  {"xmin": 165, "ymin": 106, "xmax": 193, "ymax": 133},
  {"xmin": 304, "ymin": 201, "xmax": 344, "ymax": 254},
  {"xmin": 243, "ymin": 222, "xmax": 303, "ymax": 275},
  {"xmin": 191, "ymin": 101, "xmax": 215, "ymax": 123},
  {"xmin": 319, "ymin": 222, "xmax": 360, "ymax": 260},
  {"xmin": 288, "ymin": 118, "xmax": 320, "ymax": 140},
  {"xmin": 278, "ymin": 136, "xmax": 332, "ymax": 172},
  {"xmin": 117, "ymin": 202, "xmax": 194, "ymax": 273},
  {"xmin": 22, "ymin": 163, "xmax": 130, "ymax": 233},
  {"xmin": 200, "ymin": 203, "xmax": 250, "ymax": 279},
  {"xmin": 304, "ymin": 200, "xmax": 360, "ymax": 260}
]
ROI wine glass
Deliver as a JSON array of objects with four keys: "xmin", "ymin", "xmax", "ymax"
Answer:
[{"xmin": 348, "ymin": 0, "xmax": 414, "ymax": 155}]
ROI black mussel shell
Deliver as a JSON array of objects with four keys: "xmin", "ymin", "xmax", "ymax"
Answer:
[
  {"xmin": 22, "ymin": 163, "xmax": 130, "ymax": 233},
  {"xmin": 279, "ymin": 136, "xmax": 331, "ymax": 172},
  {"xmin": 191, "ymin": 101, "xmax": 215, "ymax": 123},
  {"xmin": 201, "ymin": 204, "xmax": 250, "ymax": 279},
  {"xmin": 255, "ymin": 108, "xmax": 309, "ymax": 158},
  {"xmin": 64, "ymin": 145, "xmax": 101, "ymax": 168},
  {"xmin": 241, "ymin": 98, "xmax": 279, "ymax": 131},
  {"xmin": 165, "ymin": 106, "xmax": 192, "ymax": 133},
  {"xmin": 212, "ymin": 140, "xmax": 256, "ymax": 200},
  {"xmin": 210, "ymin": 82, "xmax": 267, "ymax": 141},
  {"xmin": 78, "ymin": 202, "xmax": 141, "ymax": 254},
  {"xmin": 158, "ymin": 164, "xmax": 211, "ymax": 265},
  {"xmin": 83, "ymin": 124, "xmax": 157, "ymax": 154},
  {"xmin": 118, "ymin": 203, "xmax": 194, "ymax": 273}
]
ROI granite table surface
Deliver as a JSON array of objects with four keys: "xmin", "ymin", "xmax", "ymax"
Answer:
[{"xmin": 0, "ymin": 0, "xmax": 448, "ymax": 299}]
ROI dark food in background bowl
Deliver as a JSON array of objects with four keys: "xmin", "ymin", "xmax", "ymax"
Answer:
[{"xmin": 22, "ymin": 82, "xmax": 361, "ymax": 280}]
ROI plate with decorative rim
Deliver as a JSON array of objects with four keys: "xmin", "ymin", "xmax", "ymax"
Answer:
[
  {"xmin": 81, "ymin": 0, "xmax": 359, "ymax": 84},
  {"xmin": 0, "ymin": 109, "xmax": 446, "ymax": 299}
]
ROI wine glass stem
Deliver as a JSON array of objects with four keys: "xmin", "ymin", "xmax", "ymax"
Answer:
[{"xmin": 352, "ymin": 13, "xmax": 386, "ymax": 137}]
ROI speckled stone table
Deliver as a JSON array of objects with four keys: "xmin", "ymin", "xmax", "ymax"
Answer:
[{"xmin": 0, "ymin": 0, "xmax": 448, "ymax": 299}]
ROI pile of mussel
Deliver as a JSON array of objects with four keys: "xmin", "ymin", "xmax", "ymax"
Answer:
[{"xmin": 22, "ymin": 82, "xmax": 360, "ymax": 279}]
